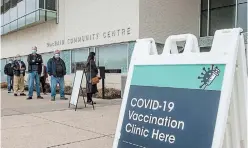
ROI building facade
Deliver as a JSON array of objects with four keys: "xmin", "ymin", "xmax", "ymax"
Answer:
[{"xmin": 1, "ymin": 0, "xmax": 247, "ymax": 88}]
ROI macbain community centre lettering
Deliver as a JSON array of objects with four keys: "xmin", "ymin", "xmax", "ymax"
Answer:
[
  {"xmin": 124, "ymin": 97, "xmax": 185, "ymax": 144},
  {"xmin": 47, "ymin": 27, "xmax": 131, "ymax": 47}
]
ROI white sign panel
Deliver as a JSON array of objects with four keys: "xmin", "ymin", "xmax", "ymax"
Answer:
[{"xmin": 70, "ymin": 70, "xmax": 84, "ymax": 106}]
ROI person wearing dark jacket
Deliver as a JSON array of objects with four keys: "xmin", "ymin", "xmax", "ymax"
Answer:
[
  {"xmin": 12, "ymin": 55, "xmax": 26, "ymax": 96},
  {"xmin": 86, "ymin": 52, "xmax": 98, "ymax": 104},
  {"xmin": 47, "ymin": 50, "xmax": 68, "ymax": 101},
  {"xmin": 4, "ymin": 58, "xmax": 14, "ymax": 93},
  {"xmin": 27, "ymin": 46, "xmax": 44, "ymax": 100}
]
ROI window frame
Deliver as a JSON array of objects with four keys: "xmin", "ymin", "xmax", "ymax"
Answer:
[
  {"xmin": 94, "ymin": 43, "xmax": 129, "ymax": 73},
  {"xmin": 200, "ymin": 0, "xmax": 247, "ymax": 37},
  {"xmin": 71, "ymin": 47, "xmax": 89, "ymax": 73}
]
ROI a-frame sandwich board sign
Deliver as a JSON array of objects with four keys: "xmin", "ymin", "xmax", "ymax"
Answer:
[
  {"xmin": 69, "ymin": 70, "xmax": 86, "ymax": 111},
  {"xmin": 69, "ymin": 70, "xmax": 95, "ymax": 111},
  {"xmin": 112, "ymin": 28, "xmax": 247, "ymax": 148},
  {"xmin": 222, "ymin": 30, "xmax": 247, "ymax": 148}
]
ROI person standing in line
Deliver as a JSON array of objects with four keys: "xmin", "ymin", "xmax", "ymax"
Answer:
[
  {"xmin": 47, "ymin": 50, "xmax": 68, "ymax": 101},
  {"xmin": 40, "ymin": 63, "xmax": 48, "ymax": 95},
  {"xmin": 27, "ymin": 46, "xmax": 43, "ymax": 100},
  {"xmin": 4, "ymin": 58, "xmax": 14, "ymax": 93},
  {"xmin": 12, "ymin": 55, "xmax": 26, "ymax": 96},
  {"xmin": 86, "ymin": 52, "xmax": 98, "ymax": 104}
]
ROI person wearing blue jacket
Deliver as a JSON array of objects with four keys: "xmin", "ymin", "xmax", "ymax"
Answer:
[{"xmin": 47, "ymin": 50, "xmax": 68, "ymax": 101}]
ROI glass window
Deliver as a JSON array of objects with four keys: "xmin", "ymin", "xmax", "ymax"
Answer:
[
  {"xmin": 4, "ymin": 0, "xmax": 10, "ymax": 12},
  {"xmin": 39, "ymin": 0, "xmax": 44, "ymax": 8},
  {"xmin": 38, "ymin": 9, "xmax": 45, "ymax": 21},
  {"xmin": 89, "ymin": 47, "xmax": 95, "ymax": 52},
  {"xmin": 10, "ymin": 5, "xmax": 17, "ymax": 31},
  {"xmin": 238, "ymin": 0, "xmax": 247, "ymax": 3},
  {"xmin": 210, "ymin": 0, "xmax": 236, "ymax": 9},
  {"xmin": 201, "ymin": 0, "xmax": 208, "ymax": 10},
  {"xmin": 11, "ymin": 0, "xmax": 18, "ymax": 7},
  {"xmin": 71, "ymin": 48, "xmax": 88, "ymax": 73},
  {"xmin": 10, "ymin": 2, "xmax": 17, "ymax": 21},
  {"xmin": 1, "ymin": 14, "xmax": 4, "ymax": 26},
  {"xmin": 41, "ymin": 52, "xmax": 53, "ymax": 65},
  {"xmin": 97, "ymin": 44, "xmax": 128, "ymax": 73},
  {"xmin": 26, "ymin": 0, "xmax": 38, "ymax": 13},
  {"xmin": 200, "ymin": 10, "xmax": 208, "ymax": 36},
  {"xmin": 1, "ymin": 0, "xmax": 4, "ymax": 14},
  {"xmin": 1, "ymin": 59, "xmax": 7, "ymax": 69},
  {"xmin": 209, "ymin": 6, "xmax": 235, "ymax": 36},
  {"xmin": 200, "ymin": 0, "xmax": 245, "ymax": 37},
  {"xmin": 10, "ymin": 20, "xmax": 17, "ymax": 31},
  {"xmin": 237, "ymin": 3, "xmax": 247, "ymax": 32},
  {"xmin": 26, "ymin": 0, "xmax": 37, "ymax": 25},
  {"xmin": 39, "ymin": 0, "xmax": 56, "ymax": 10},
  {"xmin": 60, "ymin": 50, "xmax": 71, "ymax": 74},
  {"xmin": 17, "ymin": 0, "xmax": 25, "ymax": 27},
  {"xmin": 1, "ymin": 59, "xmax": 7, "ymax": 82},
  {"xmin": 3, "ymin": 24, "xmax": 10, "ymax": 34},
  {"xmin": 46, "ymin": 0, "xmax": 56, "ymax": 11},
  {"xmin": 127, "ymin": 42, "xmax": 135, "ymax": 69},
  {"xmin": 3, "ymin": 10, "xmax": 10, "ymax": 25},
  {"xmin": 1, "ymin": 27, "xmax": 3, "ymax": 35}
]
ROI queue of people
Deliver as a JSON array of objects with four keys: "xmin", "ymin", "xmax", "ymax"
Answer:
[{"xmin": 4, "ymin": 47, "xmax": 99, "ymax": 104}]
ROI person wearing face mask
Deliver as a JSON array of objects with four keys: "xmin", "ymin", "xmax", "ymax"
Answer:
[
  {"xmin": 12, "ymin": 55, "xmax": 26, "ymax": 96},
  {"xmin": 47, "ymin": 50, "xmax": 68, "ymax": 101},
  {"xmin": 27, "ymin": 46, "xmax": 43, "ymax": 100},
  {"xmin": 4, "ymin": 58, "xmax": 14, "ymax": 93}
]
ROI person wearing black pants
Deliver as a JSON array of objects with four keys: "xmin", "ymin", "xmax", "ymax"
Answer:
[
  {"xmin": 85, "ymin": 52, "xmax": 98, "ymax": 104},
  {"xmin": 87, "ymin": 93, "xmax": 93, "ymax": 103},
  {"xmin": 4, "ymin": 58, "xmax": 14, "ymax": 93},
  {"xmin": 40, "ymin": 64, "xmax": 48, "ymax": 94},
  {"xmin": 40, "ymin": 77, "xmax": 46, "ymax": 94}
]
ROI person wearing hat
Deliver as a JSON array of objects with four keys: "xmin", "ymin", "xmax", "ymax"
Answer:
[
  {"xmin": 86, "ymin": 52, "xmax": 98, "ymax": 104},
  {"xmin": 27, "ymin": 46, "xmax": 44, "ymax": 100},
  {"xmin": 4, "ymin": 58, "xmax": 14, "ymax": 93},
  {"xmin": 47, "ymin": 50, "xmax": 68, "ymax": 101}
]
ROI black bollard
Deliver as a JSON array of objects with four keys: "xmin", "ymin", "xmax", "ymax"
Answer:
[
  {"xmin": 102, "ymin": 78, "xmax": 105, "ymax": 99},
  {"xmin": 99, "ymin": 66, "xmax": 105, "ymax": 99}
]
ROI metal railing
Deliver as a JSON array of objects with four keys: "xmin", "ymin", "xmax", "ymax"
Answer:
[{"xmin": 1, "ymin": 8, "xmax": 57, "ymax": 35}]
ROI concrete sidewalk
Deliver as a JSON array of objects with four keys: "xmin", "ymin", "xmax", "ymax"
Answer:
[{"xmin": 1, "ymin": 90, "xmax": 122, "ymax": 148}]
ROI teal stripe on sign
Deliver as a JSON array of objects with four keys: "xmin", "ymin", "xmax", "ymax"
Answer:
[{"xmin": 131, "ymin": 64, "xmax": 225, "ymax": 91}]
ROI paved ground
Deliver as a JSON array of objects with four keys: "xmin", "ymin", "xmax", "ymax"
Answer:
[{"xmin": 1, "ymin": 90, "xmax": 122, "ymax": 148}]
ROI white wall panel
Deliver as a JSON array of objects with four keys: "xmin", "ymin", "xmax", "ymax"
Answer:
[{"xmin": 139, "ymin": 0, "xmax": 200, "ymax": 44}]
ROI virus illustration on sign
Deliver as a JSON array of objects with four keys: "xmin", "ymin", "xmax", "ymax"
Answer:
[{"xmin": 198, "ymin": 65, "xmax": 220, "ymax": 90}]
